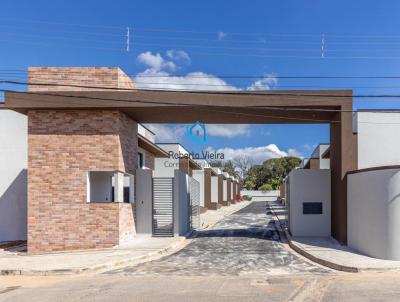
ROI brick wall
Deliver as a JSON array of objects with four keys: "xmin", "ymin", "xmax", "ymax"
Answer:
[
  {"xmin": 28, "ymin": 67, "xmax": 136, "ymax": 92},
  {"xmin": 144, "ymin": 151, "xmax": 155, "ymax": 170},
  {"xmin": 28, "ymin": 109, "xmax": 138, "ymax": 253}
]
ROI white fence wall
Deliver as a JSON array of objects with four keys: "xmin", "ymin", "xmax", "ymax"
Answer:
[
  {"xmin": 287, "ymin": 169, "xmax": 331, "ymax": 237},
  {"xmin": 0, "ymin": 110, "xmax": 27, "ymax": 242},
  {"xmin": 240, "ymin": 190, "xmax": 280, "ymax": 202},
  {"xmin": 211, "ymin": 176, "xmax": 219, "ymax": 203},
  {"xmin": 356, "ymin": 112, "xmax": 400, "ymax": 169},
  {"xmin": 348, "ymin": 168, "xmax": 400, "ymax": 260}
]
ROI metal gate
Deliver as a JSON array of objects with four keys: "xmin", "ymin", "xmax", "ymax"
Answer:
[
  {"xmin": 152, "ymin": 177, "xmax": 174, "ymax": 237},
  {"xmin": 189, "ymin": 177, "xmax": 200, "ymax": 230}
]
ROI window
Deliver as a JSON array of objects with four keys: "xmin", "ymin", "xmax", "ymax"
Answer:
[
  {"xmin": 87, "ymin": 171, "xmax": 134, "ymax": 203},
  {"xmin": 138, "ymin": 152, "xmax": 144, "ymax": 169}
]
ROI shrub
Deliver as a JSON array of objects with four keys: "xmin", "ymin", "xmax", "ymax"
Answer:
[{"xmin": 258, "ymin": 184, "xmax": 273, "ymax": 191}]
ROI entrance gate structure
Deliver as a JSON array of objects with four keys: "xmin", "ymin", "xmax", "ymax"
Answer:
[
  {"xmin": 5, "ymin": 89, "xmax": 357, "ymax": 245},
  {"xmin": 189, "ymin": 176, "xmax": 200, "ymax": 231},
  {"xmin": 152, "ymin": 177, "xmax": 174, "ymax": 237}
]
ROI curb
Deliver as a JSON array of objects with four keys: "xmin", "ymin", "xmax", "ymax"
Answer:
[
  {"xmin": 0, "ymin": 237, "xmax": 189, "ymax": 276},
  {"xmin": 267, "ymin": 201, "xmax": 359, "ymax": 273},
  {"xmin": 283, "ymin": 229, "xmax": 359, "ymax": 273}
]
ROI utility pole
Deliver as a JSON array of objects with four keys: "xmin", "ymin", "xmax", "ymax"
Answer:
[{"xmin": 126, "ymin": 27, "xmax": 130, "ymax": 52}]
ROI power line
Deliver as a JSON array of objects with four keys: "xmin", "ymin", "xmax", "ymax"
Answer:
[
  {"xmin": 0, "ymin": 24, "xmax": 125, "ymax": 37},
  {"xmin": 3, "ymin": 86, "xmax": 400, "ymax": 126},
  {"xmin": 0, "ymin": 31, "xmax": 126, "ymax": 44},
  {"xmin": 7, "ymin": 76, "xmax": 400, "ymax": 90},
  {"xmin": 4, "ymin": 81, "xmax": 400, "ymax": 102},
  {"xmin": 8, "ymin": 70, "xmax": 400, "ymax": 79},
  {"xmin": 0, "ymin": 39, "xmax": 127, "ymax": 52},
  {"xmin": 1, "ymin": 18, "xmax": 125, "ymax": 30}
]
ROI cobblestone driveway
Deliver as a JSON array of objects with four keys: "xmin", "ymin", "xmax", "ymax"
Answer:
[{"xmin": 107, "ymin": 201, "xmax": 331, "ymax": 276}]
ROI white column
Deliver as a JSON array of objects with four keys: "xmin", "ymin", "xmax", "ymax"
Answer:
[
  {"xmin": 114, "ymin": 172, "xmax": 124, "ymax": 203},
  {"xmin": 129, "ymin": 175, "xmax": 135, "ymax": 203}
]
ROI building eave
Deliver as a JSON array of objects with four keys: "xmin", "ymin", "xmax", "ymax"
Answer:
[{"xmin": 138, "ymin": 134, "xmax": 169, "ymax": 158}]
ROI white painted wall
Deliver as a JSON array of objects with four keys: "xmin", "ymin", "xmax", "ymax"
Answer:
[
  {"xmin": 240, "ymin": 190, "xmax": 280, "ymax": 202},
  {"xmin": 154, "ymin": 144, "xmax": 188, "ymax": 177},
  {"xmin": 287, "ymin": 169, "xmax": 331, "ymax": 237},
  {"xmin": 211, "ymin": 175, "xmax": 219, "ymax": 203},
  {"xmin": 0, "ymin": 110, "xmax": 27, "ymax": 241},
  {"xmin": 192, "ymin": 170, "xmax": 205, "ymax": 207},
  {"xmin": 310, "ymin": 144, "xmax": 330, "ymax": 169},
  {"xmin": 223, "ymin": 179, "xmax": 227, "ymax": 201},
  {"xmin": 356, "ymin": 112, "xmax": 400, "ymax": 169},
  {"xmin": 348, "ymin": 168, "xmax": 400, "ymax": 260},
  {"xmin": 89, "ymin": 172, "xmax": 113, "ymax": 202},
  {"xmin": 173, "ymin": 170, "xmax": 190, "ymax": 236},
  {"xmin": 138, "ymin": 124, "xmax": 155, "ymax": 142}
]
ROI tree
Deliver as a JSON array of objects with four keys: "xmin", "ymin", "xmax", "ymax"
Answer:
[
  {"xmin": 244, "ymin": 180, "xmax": 255, "ymax": 190},
  {"xmin": 222, "ymin": 160, "xmax": 236, "ymax": 177},
  {"xmin": 208, "ymin": 160, "xmax": 238, "ymax": 178},
  {"xmin": 233, "ymin": 155, "xmax": 253, "ymax": 181},
  {"xmin": 244, "ymin": 156, "xmax": 301, "ymax": 190}
]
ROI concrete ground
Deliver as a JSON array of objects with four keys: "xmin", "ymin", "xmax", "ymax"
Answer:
[
  {"xmin": 0, "ymin": 236, "xmax": 187, "ymax": 275},
  {"xmin": 269, "ymin": 201, "xmax": 400, "ymax": 272},
  {"xmin": 1, "ymin": 200, "xmax": 400, "ymax": 301},
  {"xmin": 0, "ymin": 199, "xmax": 250, "ymax": 276},
  {"xmin": 106, "ymin": 201, "xmax": 330, "ymax": 276}
]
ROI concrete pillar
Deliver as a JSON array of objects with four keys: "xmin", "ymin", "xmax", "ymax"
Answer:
[{"xmin": 114, "ymin": 172, "xmax": 124, "ymax": 203}]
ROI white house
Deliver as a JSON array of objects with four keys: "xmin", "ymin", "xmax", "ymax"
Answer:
[
  {"xmin": 0, "ymin": 109, "xmax": 27, "ymax": 242},
  {"xmin": 348, "ymin": 111, "xmax": 400, "ymax": 260}
]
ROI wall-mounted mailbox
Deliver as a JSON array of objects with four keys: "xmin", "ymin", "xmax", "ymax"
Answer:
[{"xmin": 303, "ymin": 202, "xmax": 323, "ymax": 214}]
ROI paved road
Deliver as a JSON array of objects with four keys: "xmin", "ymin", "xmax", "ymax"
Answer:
[
  {"xmin": 106, "ymin": 201, "xmax": 329, "ymax": 276},
  {"xmin": 4, "ymin": 201, "xmax": 400, "ymax": 301}
]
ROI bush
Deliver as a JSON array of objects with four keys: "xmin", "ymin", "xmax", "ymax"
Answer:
[
  {"xmin": 258, "ymin": 184, "xmax": 273, "ymax": 191},
  {"xmin": 244, "ymin": 180, "xmax": 255, "ymax": 190}
]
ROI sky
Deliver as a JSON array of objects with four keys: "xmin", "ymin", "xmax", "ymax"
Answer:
[{"xmin": 1, "ymin": 0, "xmax": 400, "ymax": 163}]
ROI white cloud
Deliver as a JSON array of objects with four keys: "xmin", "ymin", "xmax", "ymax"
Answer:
[
  {"xmin": 144, "ymin": 124, "xmax": 185, "ymax": 142},
  {"xmin": 135, "ymin": 51, "xmax": 278, "ymax": 91},
  {"xmin": 287, "ymin": 148, "xmax": 303, "ymax": 158},
  {"xmin": 166, "ymin": 50, "xmax": 191, "ymax": 65},
  {"xmin": 135, "ymin": 70, "xmax": 239, "ymax": 91},
  {"xmin": 217, "ymin": 31, "xmax": 227, "ymax": 40},
  {"xmin": 137, "ymin": 51, "xmax": 176, "ymax": 72},
  {"xmin": 247, "ymin": 74, "xmax": 278, "ymax": 91},
  {"xmin": 301, "ymin": 143, "xmax": 317, "ymax": 151},
  {"xmin": 206, "ymin": 144, "xmax": 289, "ymax": 164},
  {"xmin": 261, "ymin": 129, "xmax": 272, "ymax": 136},
  {"xmin": 206, "ymin": 124, "xmax": 250, "ymax": 138}
]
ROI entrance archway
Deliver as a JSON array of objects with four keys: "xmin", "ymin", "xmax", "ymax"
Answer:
[{"xmin": 5, "ymin": 89, "xmax": 357, "ymax": 244}]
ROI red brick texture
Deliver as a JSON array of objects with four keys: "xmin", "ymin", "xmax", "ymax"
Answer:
[
  {"xmin": 28, "ymin": 109, "xmax": 138, "ymax": 253},
  {"xmin": 28, "ymin": 67, "xmax": 137, "ymax": 92},
  {"xmin": 144, "ymin": 150, "xmax": 155, "ymax": 170}
]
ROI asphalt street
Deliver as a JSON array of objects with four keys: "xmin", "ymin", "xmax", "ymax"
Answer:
[
  {"xmin": 2, "ymin": 201, "xmax": 400, "ymax": 301},
  {"xmin": 107, "ymin": 201, "xmax": 330, "ymax": 276}
]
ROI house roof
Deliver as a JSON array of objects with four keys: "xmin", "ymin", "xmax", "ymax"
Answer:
[
  {"xmin": 322, "ymin": 147, "xmax": 330, "ymax": 159},
  {"xmin": 189, "ymin": 158, "xmax": 202, "ymax": 170},
  {"xmin": 205, "ymin": 167, "xmax": 218, "ymax": 176},
  {"xmin": 138, "ymin": 134, "xmax": 169, "ymax": 158}
]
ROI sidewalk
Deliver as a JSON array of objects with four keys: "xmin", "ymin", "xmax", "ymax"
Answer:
[
  {"xmin": 269, "ymin": 201, "xmax": 400, "ymax": 273},
  {"xmin": 0, "ymin": 236, "xmax": 187, "ymax": 276},
  {"xmin": 0, "ymin": 200, "xmax": 251, "ymax": 276}
]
